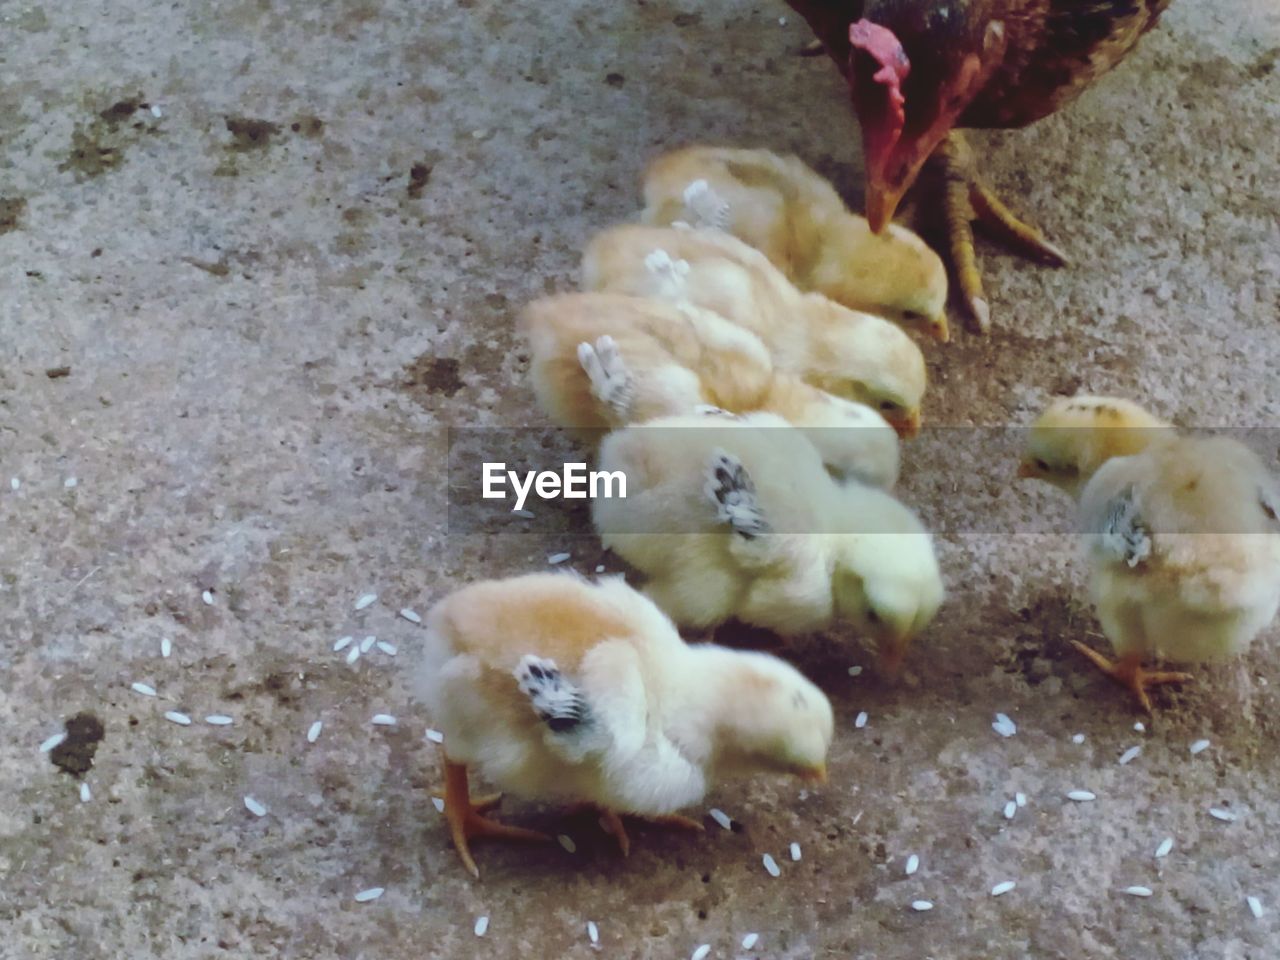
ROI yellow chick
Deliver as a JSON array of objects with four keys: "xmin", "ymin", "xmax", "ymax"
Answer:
[
  {"xmin": 1019, "ymin": 396, "xmax": 1280, "ymax": 712},
  {"xmin": 524, "ymin": 291, "xmax": 900, "ymax": 487},
  {"xmin": 640, "ymin": 145, "xmax": 949, "ymax": 342},
  {"xmin": 413, "ymin": 572, "xmax": 834, "ymax": 877},
  {"xmin": 581, "ymin": 224, "xmax": 927, "ymax": 437},
  {"xmin": 593, "ymin": 412, "xmax": 943, "ymax": 673}
]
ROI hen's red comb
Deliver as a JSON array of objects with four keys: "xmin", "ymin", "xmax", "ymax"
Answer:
[{"xmin": 849, "ymin": 19, "xmax": 909, "ymax": 119}]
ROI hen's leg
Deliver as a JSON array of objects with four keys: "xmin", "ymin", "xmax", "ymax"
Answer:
[
  {"xmin": 442, "ymin": 758, "xmax": 551, "ymax": 879},
  {"xmin": 930, "ymin": 131, "xmax": 1068, "ymax": 334},
  {"xmin": 1069, "ymin": 641, "xmax": 1192, "ymax": 714}
]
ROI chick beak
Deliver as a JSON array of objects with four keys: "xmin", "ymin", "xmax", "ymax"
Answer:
[
  {"xmin": 929, "ymin": 315, "xmax": 951, "ymax": 343},
  {"xmin": 876, "ymin": 631, "xmax": 911, "ymax": 680},
  {"xmin": 799, "ymin": 763, "xmax": 828, "ymax": 785},
  {"xmin": 1016, "ymin": 461, "xmax": 1036, "ymax": 479},
  {"xmin": 888, "ymin": 410, "xmax": 922, "ymax": 439}
]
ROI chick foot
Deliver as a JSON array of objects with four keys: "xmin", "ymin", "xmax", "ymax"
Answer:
[
  {"xmin": 583, "ymin": 807, "xmax": 704, "ymax": 858},
  {"xmin": 577, "ymin": 335, "xmax": 634, "ymax": 422},
  {"xmin": 1070, "ymin": 641, "xmax": 1193, "ymax": 714},
  {"xmin": 928, "ymin": 131, "xmax": 1069, "ymax": 334},
  {"xmin": 443, "ymin": 759, "xmax": 551, "ymax": 878}
]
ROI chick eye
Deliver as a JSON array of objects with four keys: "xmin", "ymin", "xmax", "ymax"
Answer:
[
  {"xmin": 901, "ymin": 310, "xmax": 924, "ymax": 323},
  {"xmin": 1035, "ymin": 458, "xmax": 1050, "ymax": 471},
  {"xmin": 879, "ymin": 400, "xmax": 898, "ymax": 413},
  {"xmin": 867, "ymin": 609, "xmax": 881, "ymax": 625}
]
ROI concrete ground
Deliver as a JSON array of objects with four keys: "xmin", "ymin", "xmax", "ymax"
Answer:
[{"xmin": 2, "ymin": 0, "xmax": 1279, "ymax": 957}]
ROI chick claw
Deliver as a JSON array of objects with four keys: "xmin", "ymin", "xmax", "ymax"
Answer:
[
  {"xmin": 443, "ymin": 760, "xmax": 550, "ymax": 879},
  {"xmin": 585, "ymin": 807, "xmax": 705, "ymax": 859},
  {"xmin": 705, "ymin": 450, "xmax": 769, "ymax": 539},
  {"xmin": 1069, "ymin": 641, "xmax": 1193, "ymax": 714},
  {"xmin": 577, "ymin": 335, "xmax": 634, "ymax": 421}
]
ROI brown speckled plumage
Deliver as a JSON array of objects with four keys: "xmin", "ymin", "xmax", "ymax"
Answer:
[{"xmin": 788, "ymin": 0, "xmax": 1172, "ymax": 130}]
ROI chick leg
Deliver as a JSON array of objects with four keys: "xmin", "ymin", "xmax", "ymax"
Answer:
[
  {"xmin": 574, "ymin": 806, "xmax": 705, "ymax": 858},
  {"xmin": 705, "ymin": 450, "xmax": 769, "ymax": 539},
  {"xmin": 928, "ymin": 131, "xmax": 1069, "ymax": 334},
  {"xmin": 1069, "ymin": 641, "xmax": 1193, "ymax": 714},
  {"xmin": 442, "ymin": 759, "xmax": 551, "ymax": 879}
]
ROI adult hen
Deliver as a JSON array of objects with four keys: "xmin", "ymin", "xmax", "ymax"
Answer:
[{"xmin": 785, "ymin": 0, "xmax": 1171, "ymax": 330}]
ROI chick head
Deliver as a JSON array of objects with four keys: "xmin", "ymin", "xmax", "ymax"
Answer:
[
  {"xmin": 716, "ymin": 650, "xmax": 835, "ymax": 783},
  {"xmin": 829, "ymin": 492, "xmax": 944, "ymax": 675},
  {"xmin": 1019, "ymin": 395, "xmax": 1172, "ymax": 497},
  {"xmin": 858, "ymin": 222, "xmax": 950, "ymax": 342},
  {"xmin": 805, "ymin": 303, "xmax": 927, "ymax": 439}
]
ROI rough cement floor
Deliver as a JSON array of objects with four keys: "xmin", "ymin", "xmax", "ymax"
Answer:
[{"xmin": 2, "ymin": 1, "xmax": 1279, "ymax": 958}]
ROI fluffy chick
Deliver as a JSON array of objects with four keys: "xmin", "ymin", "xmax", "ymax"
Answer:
[
  {"xmin": 1020, "ymin": 396, "xmax": 1280, "ymax": 712},
  {"xmin": 413, "ymin": 572, "xmax": 834, "ymax": 876},
  {"xmin": 640, "ymin": 145, "xmax": 949, "ymax": 341},
  {"xmin": 593, "ymin": 412, "xmax": 943, "ymax": 672},
  {"xmin": 525, "ymin": 291, "xmax": 900, "ymax": 486},
  {"xmin": 581, "ymin": 224, "xmax": 927, "ymax": 436}
]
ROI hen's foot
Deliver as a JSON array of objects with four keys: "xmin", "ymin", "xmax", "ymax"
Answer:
[
  {"xmin": 1070, "ymin": 641, "xmax": 1192, "ymax": 714},
  {"xmin": 929, "ymin": 131, "xmax": 1069, "ymax": 334},
  {"xmin": 443, "ymin": 760, "xmax": 550, "ymax": 879}
]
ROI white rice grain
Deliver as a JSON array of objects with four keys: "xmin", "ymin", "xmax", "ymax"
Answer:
[
  {"xmin": 346, "ymin": 646, "xmax": 361, "ymax": 665},
  {"xmin": 64, "ymin": 477, "xmax": 78, "ymax": 489},
  {"xmin": 131, "ymin": 682, "xmax": 157, "ymax": 697},
  {"xmin": 399, "ymin": 608, "xmax": 422, "ymax": 624},
  {"xmin": 1118, "ymin": 746, "xmax": 1142, "ymax": 766},
  {"xmin": 1123, "ymin": 886, "xmax": 1153, "ymax": 897},
  {"xmin": 855, "ymin": 711, "xmax": 868, "ymax": 729},
  {"xmin": 333, "ymin": 636, "xmax": 353, "ymax": 652},
  {"xmin": 201, "ymin": 590, "xmax": 213, "ymax": 605},
  {"xmin": 150, "ymin": 104, "xmax": 162, "ymax": 118},
  {"xmin": 1003, "ymin": 800, "xmax": 1016, "ymax": 820},
  {"xmin": 1189, "ymin": 739, "xmax": 1211, "ymax": 755},
  {"xmin": 1133, "ymin": 721, "xmax": 1146, "ymax": 732},
  {"xmin": 547, "ymin": 552, "xmax": 571, "ymax": 565},
  {"xmin": 474, "ymin": 916, "xmax": 489, "ymax": 937},
  {"xmin": 354, "ymin": 887, "xmax": 384, "ymax": 902},
  {"xmin": 762, "ymin": 853, "xmax": 781, "ymax": 877},
  {"xmin": 990, "ymin": 880, "xmax": 1016, "ymax": 897},
  {"xmin": 595, "ymin": 565, "xmax": 605, "ymax": 573},
  {"xmin": 360, "ymin": 635, "xmax": 376, "ymax": 653},
  {"xmin": 690, "ymin": 945, "xmax": 711, "ymax": 960},
  {"xmin": 243, "ymin": 795, "xmax": 267, "ymax": 817},
  {"xmin": 371, "ymin": 714, "xmax": 397, "ymax": 726},
  {"xmin": 355, "ymin": 593, "xmax": 378, "ymax": 610},
  {"xmin": 431, "ymin": 797, "xmax": 445, "ymax": 813},
  {"xmin": 1247, "ymin": 895, "xmax": 1264, "ymax": 919},
  {"xmin": 1015, "ymin": 793, "xmax": 1027, "ymax": 808},
  {"xmin": 847, "ymin": 665, "xmax": 863, "ymax": 677},
  {"xmin": 1153, "ymin": 837, "xmax": 1173, "ymax": 858},
  {"xmin": 205, "ymin": 715, "xmax": 233, "ymax": 726},
  {"xmin": 905, "ymin": 854, "xmax": 919, "ymax": 876},
  {"xmin": 709, "ymin": 808, "xmax": 733, "ymax": 831},
  {"xmin": 1067, "ymin": 790, "xmax": 1097, "ymax": 802},
  {"xmin": 992, "ymin": 713, "xmax": 1016, "ymax": 737},
  {"xmin": 1072, "ymin": 733, "xmax": 1086, "ymax": 744},
  {"xmin": 586, "ymin": 920, "xmax": 599, "ymax": 943},
  {"xmin": 790, "ymin": 842, "xmax": 802, "ymax": 861},
  {"xmin": 164, "ymin": 711, "xmax": 192, "ymax": 726},
  {"xmin": 1209, "ymin": 807, "xmax": 1237, "ymax": 822},
  {"xmin": 39, "ymin": 732, "xmax": 67, "ymax": 753},
  {"xmin": 79, "ymin": 781, "xmax": 91, "ymax": 802},
  {"xmin": 9, "ymin": 477, "xmax": 18, "ymax": 490},
  {"xmin": 307, "ymin": 721, "xmax": 323, "ymax": 743},
  {"xmin": 512, "ymin": 509, "xmax": 535, "ymax": 519},
  {"xmin": 558, "ymin": 834, "xmax": 577, "ymax": 853},
  {"xmin": 425, "ymin": 728, "xmax": 445, "ymax": 744},
  {"xmin": 376, "ymin": 641, "xmax": 398, "ymax": 655},
  {"xmin": 161, "ymin": 638, "xmax": 172, "ymax": 658},
  {"xmin": 911, "ymin": 900, "xmax": 934, "ymax": 912},
  {"xmin": 741, "ymin": 933, "xmax": 759, "ymax": 950}
]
